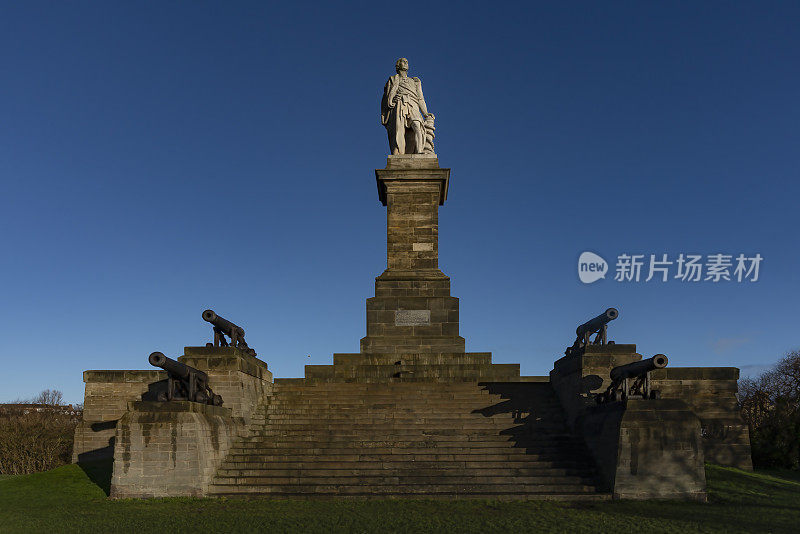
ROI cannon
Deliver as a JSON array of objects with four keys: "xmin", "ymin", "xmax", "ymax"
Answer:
[
  {"xmin": 202, "ymin": 309, "xmax": 256, "ymax": 356},
  {"xmin": 148, "ymin": 351, "xmax": 223, "ymax": 406},
  {"xmin": 597, "ymin": 354, "xmax": 669, "ymax": 403},
  {"xmin": 565, "ymin": 308, "xmax": 619, "ymax": 356}
]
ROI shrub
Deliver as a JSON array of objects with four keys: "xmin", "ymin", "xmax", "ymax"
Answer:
[{"xmin": 0, "ymin": 390, "xmax": 80, "ymax": 475}]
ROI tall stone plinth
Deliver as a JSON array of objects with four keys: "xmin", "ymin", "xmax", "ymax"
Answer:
[{"xmin": 360, "ymin": 154, "xmax": 465, "ymax": 354}]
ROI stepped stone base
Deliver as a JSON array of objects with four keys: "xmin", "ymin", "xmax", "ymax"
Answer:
[{"xmin": 304, "ymin": 352, "xmax": 538, "ymax": 383}]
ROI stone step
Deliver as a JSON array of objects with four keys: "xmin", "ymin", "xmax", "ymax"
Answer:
[
  {"xmin": 262, "ymin": 397, "xmax": 531, "ymax": 405},
  {"xmin": 227, "ymin": 448, "xmax": 584, "ymax": 458},
  {"xmin": 245, "ymin": 431, "xmax": 578, "ymax": 441},
  {"xmin": 249, "ymin": 421, "xmax": 548, "ymax": 429},
  {"xmin": 270, "ymin": 385, "xmax": 522, "ymax": 392},
  {"xmin": 263, "ymin": 396, "xmax": 514, "ymax": 404},
  {"xmin": 223, "ymin": 452, "xmax": 585, "ymax": 462},
  {"xmin": 256, "ymin": 409, "xmax": 536, "ymax": 417},
  {"xmin": 261, "ymin": 402, "xmax": 562, "ymax": 410},
  {"xmin": 253, "ymin": 417, "xmax": 523, "ymax": 425},
  {"xmin": 271, "ymin": 386, "xmax": 501, "ymax": 393},
  {"xmin": 212, "ymin": 474, "xmax": 594, "ymax": 487},
  {"xmin": 269, "ymin": 388, "xmax": 547, "ymax": 394},
  {"xmin": 254, "ymin": 418, "xmax": 557, "ymax": 426},
  {"xmin": 207, "ymin": 483, "xmax": 599, "ymax": 495},
  {"xmin": 273, "ymin": 384, "xmax": 541, "ymax": 391},
  {"xmin": 260, "ymin": 410, "xmax": 513, "ymax": 421},
  {"xmin": 270, "ymin": 390, "xmax": 554, "ymax": 400},
  {"xmin": 274, "ymin": 377, "xmax": 541, "ymax": 384},
  {"xmin": 331, "ymin": 353, "xmax": 495, "ymax": 366},
  {"xmin": 207, "ymin": 491, "xmax": 610, "ymax": 501},
  {"xmin": 260, "ymin": 403, "xmax": 524, "ymax": 411},
  {"xmin": 239, "ymin": 439, "xmax": 582, "ymax": 449},
  {"xmin": 214, "ymin": 466, "xmax": 592, "ymax": 478},
  {"xmin": 265, "ymin": 393, "xmax": 557, "ymax": 401},
  {"xmin": 311, "ymin": 367, "xmax": 522, "ymax": 381},
  {"xmin": 219, "ymin": 459, "xmax": 595, "ymax": 470},
  {"xmin": 249, "ymin": 422, "xmax": 520, "ymax": 430},
  {"xmin": 253, "ymin": 413, "xmax": 519, "ymax": 421},
  {"xmin": 234, "ymin": 440, "xmax": 585, "ymax": 451}
]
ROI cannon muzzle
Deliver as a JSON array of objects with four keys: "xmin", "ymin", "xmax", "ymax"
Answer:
[
  {"xmin": 576, "ymin": 308, "xmax": 619, "ymax": 339},
  {"xmin": 149, "ymin": 351, "xmax": 208, "ymax": 382},
  {"xmin": 610, "ymin": 354, "xmax": 668, "ymax": 382},
  {"xmin": 598, "ymin": 353, "xmax": 669, "ymax": 403},
  {"xmin": 202, "ymin": 309, "xmax": 245, "ymax": 338}
]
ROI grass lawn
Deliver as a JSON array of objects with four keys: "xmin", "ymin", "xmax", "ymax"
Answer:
[{"xmin": 0, "ymin": 464, "xmax": 798, "ymax": 533}]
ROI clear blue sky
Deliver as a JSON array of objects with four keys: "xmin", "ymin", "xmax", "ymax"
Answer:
[{"xmin": 1, "ymin": 2, "xmax": 798, "ymax": 403}]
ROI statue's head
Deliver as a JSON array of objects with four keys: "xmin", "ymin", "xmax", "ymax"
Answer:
[{"xmin": 395, "ymin": 58, "xmax": 409, "ymax": 74}]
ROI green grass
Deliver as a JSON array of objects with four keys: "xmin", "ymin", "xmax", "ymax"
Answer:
[{"xmin": 0, "ymin": 464, "xmax": 798, "ymax": 533}]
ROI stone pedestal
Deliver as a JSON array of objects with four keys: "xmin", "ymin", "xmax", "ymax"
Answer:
[
  {"xmin": 578, "ymin": 399, "xmax": 707, "ymax": 500},
  {"xmin": 550, "ymin": 344, "xmax": 642, "ymax": 430},
  {"xmin": 360, "ymin": 154, "xmax": 465, "ymax": 354},
  {"xmin": 110, "ymin": 401, "xmax": 239, "ymax": 498},
  {"xmin": 179, "ymin": 346, "xmax": 272, "ymax": 426}
]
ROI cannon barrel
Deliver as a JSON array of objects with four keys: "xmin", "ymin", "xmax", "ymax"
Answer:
[
  {"xmin": 575, "ymin": 308, "xmax": 619, "ymax": 338},
  {"xmin": 148, "ymin": 351, "xmax": 208, "ymax": 382},
  {"xmin": 202, "ymin": 309, "xmax": 245, "ymax": 338},
  {"xmin": 610, "ymin": 354, "xmax": 668, "ymax": 382}
]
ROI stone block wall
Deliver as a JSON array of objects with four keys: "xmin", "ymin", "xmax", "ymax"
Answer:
[
  {"xmin": 72, "ymin": 370, "xmax": 165, "ymax": 462},
  {"xmin": 550, "ymin": 344, "xmax": 641, "ymax": 429},
  {"xmin": 651, "ymin": 367, "xmax": 752, "ymax": 470},
  {"xmin": 110, "ymin": 401, "xmax": 239, "ymax": 498},
  {"xmin": 579, "ymin": 399, "xmax": 706, "ymax": 500},
  {"xmin": 384, "ymin": 180, "xmax": 441, "ymax": 272},
  {"xmin": 179, "ymin": 346, "xmax": 272, "ymax": 427}
]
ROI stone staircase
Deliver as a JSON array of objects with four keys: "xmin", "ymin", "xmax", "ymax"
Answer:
[{"xmin": 208, "ymin": 378, "xmax": 608, "ymax": 500}]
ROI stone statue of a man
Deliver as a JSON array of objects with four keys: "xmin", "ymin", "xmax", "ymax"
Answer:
[{"xmin": 381, "ymin": 58, "xmax": 435, "ymax": 155}]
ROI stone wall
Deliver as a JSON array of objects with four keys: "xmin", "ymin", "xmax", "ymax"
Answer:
[
  {"xmin": 550, "ymin": 344, "xmax": 641, "ymax": 429},
  {"xmin": 651, "ymin": 367, "xmax": 752, "ymax": 470},
  {"xmin": 179, "ymin": 346, "xmax": 272, "ymax": 427},
  {"xmin": 579, "ymin": 399, "xmax": 706, "ymax": 500},
  {"xmin": 110, "ymin": 401, "xmax": 239, "ymax": 498},
  {"xmin": 72, "ymin": 370, "xmax": 165, "ymax": 463}
]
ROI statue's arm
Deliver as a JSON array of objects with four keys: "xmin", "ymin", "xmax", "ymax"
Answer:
[
  {"xmin": 414, "ymin": 78, "xmax": 430, "ymax": 117},
  {"xmin": 386, "ymin": 78, "xmax": 398, "ymax": 107},
  {"xmin": 381, "ymin": 78, "xmax": 394, "ymax": 125}
]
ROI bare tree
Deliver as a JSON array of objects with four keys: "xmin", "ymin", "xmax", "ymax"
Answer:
[
  {"xmin": 739, "ymin": 350, "xmax": 800, "ymax": 469},
  {"xmin": 32, "ymin": 389, "xmax": 64, "ymax": 406}
]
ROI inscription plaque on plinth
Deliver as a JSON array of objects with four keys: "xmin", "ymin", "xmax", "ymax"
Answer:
[{"xmin": 395, "ymin": 310, "xmax": 431, "ymax": 326}]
